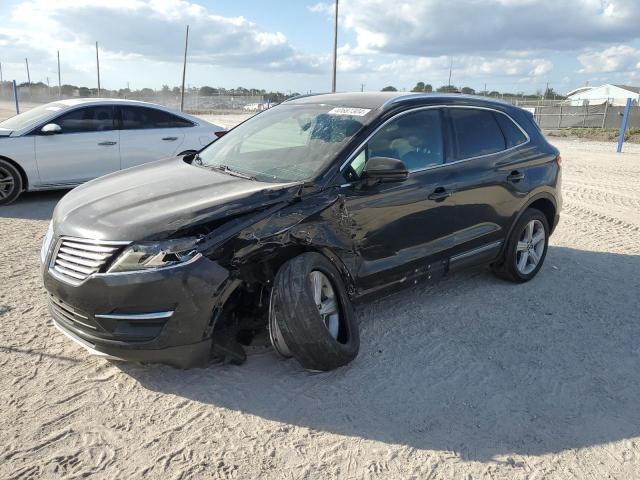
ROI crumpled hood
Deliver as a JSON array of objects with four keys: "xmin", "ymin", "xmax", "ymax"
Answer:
[{"xmin": 53, "ymin": 157, "xmax": 298, "ymax": 241}]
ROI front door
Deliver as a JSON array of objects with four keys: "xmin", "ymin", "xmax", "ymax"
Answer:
[
  {"xmin": 340, "ymin": 108, "xmax": 458, "ymax": 293},
  {"xmin": 34, "ymin": 105, "xmax": 120, "ymax": 186}
]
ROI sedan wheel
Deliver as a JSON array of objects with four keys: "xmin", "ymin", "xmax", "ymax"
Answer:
[{"xmin": 0, "ymin": 160, "xmax": 23, "ymax": 206}]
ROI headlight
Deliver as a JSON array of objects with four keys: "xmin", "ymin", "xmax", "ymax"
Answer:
[
  {"xmin": 40, "ymin": 222, "xmax": 54, "ymax": 264},
  {"xmin": 107, "ymin": 237, "xmax": 201, "ymax": 273}
]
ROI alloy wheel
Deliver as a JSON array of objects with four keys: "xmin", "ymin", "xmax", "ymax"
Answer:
[
  {"xmin": 0, "ymin": 165, "xmax": 15, "ymax": 200},
  {"xmin": 515, "ymin": 219, "xmax": 546, "ymax": 275},
  {"xmin": 309, "ymin": 270, "xmax": 341, "ymax": 339}
]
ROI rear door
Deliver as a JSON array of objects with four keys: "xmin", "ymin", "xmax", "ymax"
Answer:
[
  {"xmin": 443, "ymin": 106, "xmax": 531, "ymax": 270},
  {"xmin": 34, "ymin": 105, "xmax": 120, "ymax": 185},
  {"xmin": 118, "ymin": 106, "xmax": 191, "ymax": 169}
]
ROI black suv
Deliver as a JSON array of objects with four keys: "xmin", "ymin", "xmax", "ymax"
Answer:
[{"xmin": 41, "ymin": 93, "xmax": 561, "ymax": 371}]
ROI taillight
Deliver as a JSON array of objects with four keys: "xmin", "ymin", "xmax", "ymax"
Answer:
[
  {"xmin": 556, "ymin": 154, "xmax": 562, "ymax": 166},
  {"xmin": 214, "ymin": 130, "xmax": 227, "ymax": 138}
]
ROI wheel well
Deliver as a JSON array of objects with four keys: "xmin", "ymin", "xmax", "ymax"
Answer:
[
  {"xmin": 0, "ymin": 156, "xmax": 28, "ymax": 191},
  {"xmin": 528, "ymin": 197, "xmax": 556, "ymax": 230}
]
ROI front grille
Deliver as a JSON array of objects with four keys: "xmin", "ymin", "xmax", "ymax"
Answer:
[
  {"xmin": 48, "ymin": 294, "xmax": 98, "ymax": 331},
  {"xmin": 50, "ymin": 237, "xmax": 128, "ymax": 284}
]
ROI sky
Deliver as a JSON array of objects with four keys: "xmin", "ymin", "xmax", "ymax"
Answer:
[{"xmin": 0, "ymin": 0, "xmax": 639, "ymax": 95}]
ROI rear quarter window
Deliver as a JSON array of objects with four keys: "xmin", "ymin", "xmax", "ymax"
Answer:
[
  {"xmin": 450, "ymin": 108, "xmax": 506, "ymax": 159},
  {"xmin": 493, "ymin": 112, "xmax": 527, "ymax": 148}
]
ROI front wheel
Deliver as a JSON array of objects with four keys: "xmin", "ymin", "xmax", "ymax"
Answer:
[
  {"xmin": 0, "ymin": 160, "xmax": 23, "ymax": 206},
  {"xmin": 491, "ymin": 208, "xmax": 549, "ymax": 283},
  {"xmin": 269, "ymin": 252, "xmax": 359, "ymax": 371}
]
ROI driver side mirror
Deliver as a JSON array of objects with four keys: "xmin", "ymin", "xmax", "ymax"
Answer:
[
  {"xmin": 362, "ymin": 156, "xmax": 408, "ymax": 185},
  {"xmin": 41, "ymin": 123, "xmax": 62, "ymax": 135}
]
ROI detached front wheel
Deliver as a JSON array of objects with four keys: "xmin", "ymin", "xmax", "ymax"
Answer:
[{"xmin": 269, "ymin": 252, "xmax": 359, "ymax": 371}]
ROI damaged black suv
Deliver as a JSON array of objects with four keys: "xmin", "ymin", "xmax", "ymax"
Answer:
[{"xmin": 42, "ymin": 92, "xmax": 561, "ymax": 371}]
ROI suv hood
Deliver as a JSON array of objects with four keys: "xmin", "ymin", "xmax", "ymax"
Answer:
[{"xmin": 53, "ymin": 157, "xmax": 298, "ymax": 241}]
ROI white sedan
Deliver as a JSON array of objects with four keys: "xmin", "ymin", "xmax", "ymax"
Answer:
[{"xmin": 0, "ymin": 98, "xmax": 224, "ymax": 205}]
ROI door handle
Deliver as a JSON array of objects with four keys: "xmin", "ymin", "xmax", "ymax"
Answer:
[
  {"xmin": 162, "ymin": 136, "xmax": 178, "ymax": 141},
  {"xmin": 428, "ymin": 187, "xmax": 452, "ymax": 201},
  {"xmin": 507, "ymin": 171, "xmax": 525, "ymax": 182},
  {"xmin": 98, "ymin": 141, "xmax": 117, "ymax": 146}
]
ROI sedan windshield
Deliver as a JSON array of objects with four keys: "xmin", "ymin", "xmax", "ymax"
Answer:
[
  {"xmin": 195, "ymin": 104, "xmax": 373, "ymax": 182},
  {"xmin": 0, "ymin": 103, "xmax": 67, "ymax": 131}
]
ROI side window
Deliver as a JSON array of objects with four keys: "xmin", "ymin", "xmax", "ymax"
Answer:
[
  {"xmin": 54, "ymin": 106, "xmax": 115, "ymax": 133},
  {"xmin": 120, "ymin": 107, "xmax": 193, "ymax": 130},
  {"xmin": 345, "ymin": 109, "xmax": 444, "ymax": 180},
  {"xmin": 450, "ymin": 108, "xmax": 506, "ymax": 158},
  {"xmin": 493, "ymin": 112, "xmax": 527, "ymax": 148}
]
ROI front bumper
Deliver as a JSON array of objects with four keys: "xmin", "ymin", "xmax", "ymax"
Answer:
[{"xmin": 43, "ymin": 254, "xmax": 230, "ymax": 368}]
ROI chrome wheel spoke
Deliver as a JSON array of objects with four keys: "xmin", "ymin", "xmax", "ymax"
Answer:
[
  {"xmin": 532, "ymin": 231, "xmax": 545, "ymax": 247},
  {"xmin": 517, "ymin": 251, "xmax": 529, "ymax": 271},
  {"xmin": 517, "ymin": 241, "xmax": 528, "ymax": 252},
  {"xmin": 524, "ymin": 221, "xmax": 534, "ymax": 242},
  {"xmin": 0, "ymin": 177, "xmax": 13, "ymax": 185},
  {"xmin": 529, "ymin": 248, "xmax": 540, "ymax": 265}
]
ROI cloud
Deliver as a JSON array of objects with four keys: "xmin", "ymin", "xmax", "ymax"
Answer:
[
  {"xmin": 578, "ymin": 45, "xmax": 640, "ymax": 73},
  {"xmin": 2, "ymin": 0, "xmax": 324, "ymax": 74},
  {"xmin": 315, "ymin": 0, "xmax": 640, "ymax": 57}
]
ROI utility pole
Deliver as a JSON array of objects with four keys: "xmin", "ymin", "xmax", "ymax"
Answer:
[
  {"xmin": 448, "ymin": 58, "xmax": 453, "ymax": 89},
  {"xmin": 25, "ymin": 58, "xmax": 31, "ymax": 100},
  {"xmin": 331, "ymin": 0, "xmax": 339, "ymax": 92},
  {"xmin": 0, "ymin": 61, "xmax": 3, "ymax": 98},
  {"xmin": 180, "ymin": 25, "xmax": 189, "ymax": 112},
  {"xmin": 361, "ymin": 83, "xmax": 364, "ymax": 92},
  {"xmin": 57, "ymin": 50, "xmax": 61, "ymax": 97},
  {"xmin": 25, "ymin": 58, "xmax": 31, "ymax": 84},
  {"xmin": 96, "ymin": 42, "xmax": 101, "ymax": 96}
]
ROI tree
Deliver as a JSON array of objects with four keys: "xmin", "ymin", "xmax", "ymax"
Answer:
[
  {"xmin": 436, "ymin": 85, "xmax": 459, "ymax": 93},
  {"xmin": 411, "ymin": 81, "xmax": 425, "ymax": 92},
  {"xmin": 424, "ymin": 84, "xmax": 433, "ymax": 92},
  {"xmin": 199, "ymin": 86, "xmax": 217, "ymax": 96},
  {"xmin": 381, "ymin": 85, "xmax": 398, "ymax": 91},
  {"xmin": 461, "ymin": 86, "xmax": 476, "ymax": 95}
]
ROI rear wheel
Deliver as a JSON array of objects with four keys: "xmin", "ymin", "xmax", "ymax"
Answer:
[
  {"xmin": 0, "ymin": 160, "xmax": 23, "ymax": 206},
  {"xmin": 491, "ymin": 208, "xmax": 549, "ymax": 283},
  {"xmin": 269, "ymin": 252, "xmax": 359, "ymax": 371}
]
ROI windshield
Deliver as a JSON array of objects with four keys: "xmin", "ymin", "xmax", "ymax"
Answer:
[
  {"xmin": 0, "ymin": 103, "xmax": 67, "ymax": 131},
  {"xmin": 196, "ymin": 104, "xmax": 374, "ymax": 182}
]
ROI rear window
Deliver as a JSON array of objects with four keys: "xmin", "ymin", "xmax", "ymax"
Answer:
[
  {"xmin": 450, "ymin": 108, "xmax": 506, "ymax": 158},
  {"xmin": 493, "ymin": 112, "xmax": 527, "ymax": 148}
]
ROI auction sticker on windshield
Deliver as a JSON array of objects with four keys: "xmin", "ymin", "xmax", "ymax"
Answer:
[{"xmin": 327, "ymin": 107, "xmax": 371, "ymax": 116}]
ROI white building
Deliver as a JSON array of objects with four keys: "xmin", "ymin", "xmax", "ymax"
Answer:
[{"xmin": 566, "ymin": 84, "xmax": 640, "ymax": 106}]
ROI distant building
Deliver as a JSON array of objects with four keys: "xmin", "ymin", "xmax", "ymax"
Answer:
[{"xmin": 566, "ymin": 84, "xmax": 640, "ymax": 106}]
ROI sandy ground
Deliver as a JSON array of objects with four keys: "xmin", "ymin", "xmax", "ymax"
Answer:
[{"xmin": 1, "ymin": 121, "xmax": 640, "ymax": 478}]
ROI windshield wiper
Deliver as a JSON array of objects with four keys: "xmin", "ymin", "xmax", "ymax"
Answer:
[{"xmin": 210, "ymin": 164, "xmax": 257, "ymax": 181}]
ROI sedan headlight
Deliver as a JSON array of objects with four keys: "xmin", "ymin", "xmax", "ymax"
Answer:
[
  {"xmin": 40, "ymin": 222, "xmax": 54, "ymax": 264},
  {"xmin": 107, "ymin": 237, "xmax": 201, "ymax": 273}
]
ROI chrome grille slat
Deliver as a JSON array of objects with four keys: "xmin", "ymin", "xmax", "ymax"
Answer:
[
  {"xmin": 58, "ymin": 247, "xmax": 112, "ymax": 261},
  {"xmin": 55, "ymin": 258, "xmax": 95, "ymax": 275},
  {"xmin": 61, "ymin": 241, "xmax": 120, "ymax": 253},
  {"xmin": 50, "ymin": 237, "xmax": 129, "ymax": 284},
  {"xmin": 48, "ymin": 295, "xmax": 96, "ymax": 330},
  {"xmin": 56, "ymin": 252, "xmax": 103, "ymax": 268}
]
